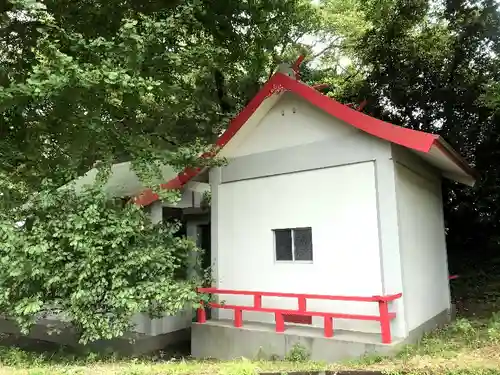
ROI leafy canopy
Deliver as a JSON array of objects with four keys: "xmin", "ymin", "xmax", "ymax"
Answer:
[
  {"xmin": 0, "ymin": 0, "xmax": 365, "ymax": 342},
  {"xmin": 343, "ymin": 0, "xmax": 500, "ymax": 270}
]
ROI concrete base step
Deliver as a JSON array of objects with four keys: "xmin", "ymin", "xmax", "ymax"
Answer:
[{"xmin": 191, "ymin": 319, "xmax": 403, "ymax": 363}]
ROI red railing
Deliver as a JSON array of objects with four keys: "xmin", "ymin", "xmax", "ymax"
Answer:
[{"xmin": 196, "ymin": 288, "xmax": 402, "ymax": 344}]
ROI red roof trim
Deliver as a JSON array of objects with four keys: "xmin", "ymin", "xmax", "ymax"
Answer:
[
  {"xmin": 134, "ymin": 78, "xmax": 284, "ymax": 206},
  {"xmin": 135, "ymin": 72, "xmax": 474, "ymax": 206},
  {"xmin": 280, "ymin": 74, "xmax": 437, "ymax": 153},
  {"xmin": 216, "ymin": 77, "xmax": 286, "ymax": 149}
]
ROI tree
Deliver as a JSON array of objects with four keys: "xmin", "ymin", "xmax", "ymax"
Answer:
[
  {"xmin": 0, "ymin": 0, "xmax": 325, "ymax": 204},
  {"xmin": 2, "ymin": 0, "xmax": 361, "ymax": 342},
  {"xmin": 339, "ymin": 0, "xmax": 500, "ymax": 272},
  {"xmin": 0, "ymin": 0, "xmax": 400, "ymax": 342}
]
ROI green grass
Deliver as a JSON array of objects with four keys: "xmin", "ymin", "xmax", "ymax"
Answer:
[{"xmin": 0, "ymin": 314, "xmax": 500, "ymax": 375}]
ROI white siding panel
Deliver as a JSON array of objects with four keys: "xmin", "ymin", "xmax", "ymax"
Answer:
[
  {"xmin": 215, "ymin": 162, "xmax": 383, "ymax": 333},
  {"xmin": 396, "ymin": 163, "xmax": 450, "ymax": 331}
]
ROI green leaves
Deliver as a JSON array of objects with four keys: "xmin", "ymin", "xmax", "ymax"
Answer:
[
  {"xmin": 1, "ymin": 1, "xmax": 220, "ymax": 206},
  {"xmin": 0, "ymin": 0, "xmax": 359, "ymax": 210},
  {"xmin": 341, "ymin": 0, "xmax": 500, "ymax": 271},
  {"xmin": 0, "ymin": 0, "xmax": 370, "ymax": 345},
  {"xmin": 0, "ymin": 186, "xmax": 202, "ymax": 343}
]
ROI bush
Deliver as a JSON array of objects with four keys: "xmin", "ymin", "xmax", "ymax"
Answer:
[
  {"xmin": 0, "ymin": 186, "xmax": 201, "ymax": 343},
  {"xmin": 284, "ymin": 343, "xmax": 310, "ymax": 362}
]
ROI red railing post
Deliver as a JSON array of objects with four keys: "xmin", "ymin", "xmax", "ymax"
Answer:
[
  {"xmin": 378, "ymin": 300, "xmax": 392, "ymax": 344},
  {"xmin": 197, "ymin": 288, "xmax": 402, "ymax": 344},
  {"xmin": 197, "ymin": 305, "xmax": 206, "ymax": 323},
  {"xmin": 234, "ymin": 308, "xmax": 243, "ymax": 327},
  {"xmin": 324, "ymin": 316, "xmax": 333, "ymax": 337},
  {"xmin": 254, "ymin": 294, "xmax": 262, "ymax": 309},
  {"xmin": 298, "ymin": 297, "xmax": 307, "ymax": 312},
  {"xmin": 275, "ymin": 312, "xmax": 285, "ymax": 333}
]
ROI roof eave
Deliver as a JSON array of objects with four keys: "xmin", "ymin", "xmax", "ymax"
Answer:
[
  {"xmin": 433, "ymin": 137, "xmax": 477, "ymax": 186},
  {"xmin": 134, "ymin": 72, "xmax": 478, "ymax": 205}
]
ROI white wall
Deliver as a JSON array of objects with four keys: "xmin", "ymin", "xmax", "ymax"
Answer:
[
  {"xmin": 215, "ymin": 162, "xmax": 383, "ymax": 333},
  {"xmin": 132, "ymin": 309, "xmax": 192, "ymax": 336},
  {"xmin": 223, "ymin": 92, "xmax": 373, "ymax": 159},
  {"xmin": 395, "ymin": 162, "xmax": 450, "ymax": 331},
  {"xmin": 375, "ymin": 157, "xmax": 408, "ymax": 339}
]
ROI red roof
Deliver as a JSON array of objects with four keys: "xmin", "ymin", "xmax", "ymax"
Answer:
[{"xmin": 136, "ymin": 72, "xmax": 476, "ymax": 206}]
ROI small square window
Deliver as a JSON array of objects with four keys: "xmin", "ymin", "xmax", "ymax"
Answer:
[{"xmin": 273, "ymin": 227, "xmax": 313, "ymax": 262}]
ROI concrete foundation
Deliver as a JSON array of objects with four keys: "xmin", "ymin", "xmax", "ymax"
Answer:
[
  {"xmin": 0, "ymin": 317, "xmax": 190, "ymax": 356},
  {"xmin": 191, "ymin": 320, "xmax": 400, "ymax": 362},
  {"xmin": 191, "ymin": 308, "xmax": 452, "ymax": 363}
]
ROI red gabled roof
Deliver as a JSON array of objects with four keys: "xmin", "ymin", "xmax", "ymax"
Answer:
[{"xmin": 136, "ymin": 72, "xmax": 476, "ymax": 206}]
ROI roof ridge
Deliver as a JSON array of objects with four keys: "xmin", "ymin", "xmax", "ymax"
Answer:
[{"xmin": 135, "ymin": 72, "xmax": 475, "ymax": 206}]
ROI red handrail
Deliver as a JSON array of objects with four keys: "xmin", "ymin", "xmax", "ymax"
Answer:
[{"xmin": 196, "ymin": 288, "xmax": 402, "ymax": 344}]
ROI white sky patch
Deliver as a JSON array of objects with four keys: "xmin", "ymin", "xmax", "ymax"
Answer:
[
  {"xmin": 300, "ymin": 0, "xmax": 353, "ymax": 70},
  {"xmin": 299, "ymin": 32, "xmax": 351, "ymax": 70}
]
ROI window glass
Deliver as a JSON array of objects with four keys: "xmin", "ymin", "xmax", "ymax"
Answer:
[
  {"xmin": 293, "ymin": 227, "xmax": 313, "ymax": 261},
  {"xmin": 274, "ymin": 229, "xmax": 293, "ymax": 261}
]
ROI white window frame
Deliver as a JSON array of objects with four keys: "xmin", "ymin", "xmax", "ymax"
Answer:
[{"xmin": 273, "ymin": 227, "xmax": 313, "ymax": 264}]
